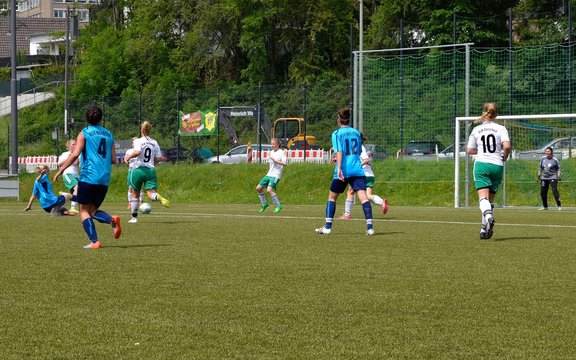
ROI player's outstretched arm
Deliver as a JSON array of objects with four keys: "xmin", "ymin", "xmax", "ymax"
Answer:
[{"xmin": 24, "ymin": 194, "xmax": 35, "ymax": 211}]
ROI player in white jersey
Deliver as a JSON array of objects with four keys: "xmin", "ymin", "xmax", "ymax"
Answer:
[
  {"xmin": 125, "ymin": 137, "xmax": 144, "ymax": 209},
  {"xmin": 256, "ymin": 138, "xmax": 287, "ymax": 213},
  {"xmin": 57, "ymin": 139, "xmax": 80, "ymax": 214},
  {"xmin": 124, "ymin": 121, "xmax": 170, "ymax": 223},
  {"xmin": 339, "ymin": 134, "xmax": 388, "ymax": 219},
  {"xmin": 466, "ymin": 103, "xmax": 511, "ymax": 240}
]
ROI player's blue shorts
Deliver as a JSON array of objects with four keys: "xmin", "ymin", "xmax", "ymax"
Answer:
[
  {"xmin": 330, "ymin": 176, "xmax": 367, "ymax": 194},
  {"xmin": 42, "ymin": 195, "xmax": 66, "ymax": 213},
  {"xmin": 77, "ymin": 181, "xmax": 109, "ymax": 208}
]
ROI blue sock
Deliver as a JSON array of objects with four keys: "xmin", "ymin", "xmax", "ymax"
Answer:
[
  {"xmin": 362, "ymin": 201, "xmax": 373, "ymax": 230},
  {"xmin": 82, "ymin": 218, "xmax": 98, "ymax": 242},
  {"xmin": 93, "ymin": 210, "xmax": 112, "ymax": 224},
  {"xmin": 325, "ymin": 200, "xmax": 336, "ymax": 229}
]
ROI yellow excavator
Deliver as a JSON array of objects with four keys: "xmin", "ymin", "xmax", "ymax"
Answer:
[{"xmin": 272, "ymin": 118, "xmax": 318, "ymax": 149}]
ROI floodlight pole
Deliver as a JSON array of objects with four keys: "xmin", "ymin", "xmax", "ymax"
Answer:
[
  {"xmin": 10, "ymin": 0, "xmax": 18, "ymax": 175},
  {"xmin": 64, "ymin": 6, "xmax": 70, "ymax": 137},
  {"xmin": 358, "ymin": 0, "xmax": 363, "ymax": 132}
]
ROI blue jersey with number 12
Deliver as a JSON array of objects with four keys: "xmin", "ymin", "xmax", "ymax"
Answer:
[
  {"xmin": 331, "ymin": 126, "xmax": 364, "ymax": 179},
  {"xmin": 80, "ymin": 125, "xmax": 114, "ymax": 185}
]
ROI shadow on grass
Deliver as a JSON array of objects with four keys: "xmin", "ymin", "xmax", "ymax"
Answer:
[
  {"xmin": 106, "ymin": 244, "xmax": 173, "ymax": 249},
  {"xmin": 493, "ymin": 236, "xmax": 551, "ymax": 242}
]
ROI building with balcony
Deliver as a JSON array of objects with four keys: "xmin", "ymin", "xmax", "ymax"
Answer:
[{"xmin": 17, "ymin": 0, "xmax": 99, "ymax": 23}]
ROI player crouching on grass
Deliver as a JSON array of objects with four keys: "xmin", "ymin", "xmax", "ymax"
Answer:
[
  {"xmin": 256, "ymin": 138, "xmax": 286, "ymax": 213},
  {"xmin": 24, "ymin": 165, "xmax": 76, "ymax": 216}
]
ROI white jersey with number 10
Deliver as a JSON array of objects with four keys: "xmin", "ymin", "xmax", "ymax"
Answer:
[{"xmin": 467, "ymin": 122, "xmax": 510, "ymax": 166}]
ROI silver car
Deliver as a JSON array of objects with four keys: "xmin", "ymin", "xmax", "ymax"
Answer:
[
  {"xmin": 206, "ymin": 144, "xmax": 273, "ymax": 164},
  {"xmin": 516, "ymin": 137, "xmax": 576, "ymax": 160}
]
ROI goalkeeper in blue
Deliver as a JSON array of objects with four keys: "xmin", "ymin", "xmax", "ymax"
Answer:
[{"xmin": 315, "ymin": 107, "xmax": 374, "ymax": 236}]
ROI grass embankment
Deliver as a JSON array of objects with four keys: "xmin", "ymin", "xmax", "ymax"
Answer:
[
  {"xmin": 16, "ymin": 161, "xmax": 456, "ymax": 206},
  {"xmin": 15, "ymin": 158, "xmax": 576, "ymax": 207}
]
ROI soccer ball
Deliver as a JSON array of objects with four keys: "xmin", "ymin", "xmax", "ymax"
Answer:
[{"xmin": 139, "ymin": 203, "xmax": 152, "ymax": 214}]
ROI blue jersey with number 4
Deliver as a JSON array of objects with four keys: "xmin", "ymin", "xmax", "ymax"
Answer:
[
  {"xmin": 331, "ymin": 126, "xmax": 364, "ymax": 179},
  {"xmin": 80, "ymin": 125, "xmax": 114, "ymax": 185}
]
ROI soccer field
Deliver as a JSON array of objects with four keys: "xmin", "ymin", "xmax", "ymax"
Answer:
[{"xmin": 1, "ymin": 203, "xmax": 575, "ymax": 359}]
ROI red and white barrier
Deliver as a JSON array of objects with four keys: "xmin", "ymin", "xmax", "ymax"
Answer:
[
  {"xmin": 9, "ymin": 155, "xmax": 59, "ymax": 173},
  {"xmin": 251, "ymin": 149, "xmax": 328, "ymax": 164}
]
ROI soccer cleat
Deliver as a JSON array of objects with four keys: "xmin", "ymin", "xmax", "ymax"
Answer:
[
  {"xmin": 273, "ymin": 205, "xmax": 283, "ymax": 213},
  {"xmin": 538, "ymin": 207, "xmax": 548, "ymax": 210},
  {"xmin": 558, "ymin": 207, "xmax": 562, "ymax": 211},
  {"xmin": 382, "ymin": 198, "xmax": 389, "ymax": 214},
  {"xmin": 485, "ymin": 217, "xmax": 495, "ymax": 239},
  {"xmin": 338, "ymin": 214, "xmax": 352, "ymax": 219},
  {"xmin": 128, "ymin": 217, "xmax": 138, "ymax": 224},
  {"xmin": 366, "ymin": 228, "xmax": 375, "ymax": 236},
  {"xmin": 157, "ymin": 195, "xmax": 170, "ymax": 208},
  {"xmin": 259, "ymin": 203, "xmax": 269, "ymax": 212},
  {"xmin": 69, "ymin": 207, "xmax": 78, "ymax": 215},
  {"xmin": 83, "ymin": 241, "xmax": 101, "ymax": 249},
  {"xmin": 315, "ymin": 227, "xmax": 332, "ymax": 235},
  {"xmin": 111, "ymin": 215, "xmax": 122, "ymax": 239}
]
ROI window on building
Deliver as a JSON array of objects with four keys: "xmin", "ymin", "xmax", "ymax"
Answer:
[
  {"xmin": 53, "ymin": 9, "xmax": 67, "ymax": 18},
  {"xmin": 77, "ymin": 9, "xmax": 89, "ymax": 22}
]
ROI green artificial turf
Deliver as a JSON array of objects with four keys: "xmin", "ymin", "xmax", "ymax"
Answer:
[{"xmin": 1, "ymin": 203, "xmax": 574, "ymax": 359}]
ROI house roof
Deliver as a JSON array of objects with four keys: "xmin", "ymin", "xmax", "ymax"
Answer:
[{"xmin": 0, "ymin": 18, "xmax": 67, "ymax": 58}]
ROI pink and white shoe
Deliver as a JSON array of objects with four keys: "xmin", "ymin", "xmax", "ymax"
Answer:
[
  {"xmin": 338, "ymin": 214, "xmax": 352, "ymax": 220},
  {"xmin": 382, "ymin": 198, "xmax": 389, "ymax": 214}
]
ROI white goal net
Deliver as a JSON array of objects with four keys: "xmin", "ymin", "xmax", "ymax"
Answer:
[{"xmin": 454, "ymin": 114, "xmax": 576, "ymax": 208}]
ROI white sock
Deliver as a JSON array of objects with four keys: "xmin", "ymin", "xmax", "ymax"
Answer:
[
  {"xmin": 127, "ymin": 190, "xmax": 132, "ymax": 203},
  {"xmin": 344, "ymin": 199, "xmax": 354, "ymax": 215},
  {"xmin": 372, "ymin": 195, "xmax": 383, "ymax": 206},
  {"xmin": 71, "ymin": 201, "xmax": 78, "ymax": 209},
  {"xmin": 480, "ymin": 197, "xmax": 493, "ymax": 221},
  {"xmin": 258, "ymin": 192, "xmax": 267, "ymax": 205},
  {"xmin": 151, "ymin": 193, "xmax": 159, "ymax": 201},
  {"xmin": 271, "ymin": 194, "xmax": 280, "ymax": 207},
  {"xmin": 130, "ymin": 199, "xmax": 139, "ymax": 216}
]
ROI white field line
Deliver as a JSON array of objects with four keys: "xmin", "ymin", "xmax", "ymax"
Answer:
[
  {"xmin": 4, "ymin": 209, "xmax": 576, "ymax": 229},
  {"xmin": 135, "ymin": 211, "xmax": 576, "ymax": 229}
]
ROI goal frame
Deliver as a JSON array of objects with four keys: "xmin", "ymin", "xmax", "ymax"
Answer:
[{"xmin": 454, "ymin": 113, "xmax": 576, "ymax": 208}]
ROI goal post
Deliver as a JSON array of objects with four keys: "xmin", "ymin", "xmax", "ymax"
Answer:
[{"xmin": 454, "ymin": 113, "xmax": 576, "ymax": 208}]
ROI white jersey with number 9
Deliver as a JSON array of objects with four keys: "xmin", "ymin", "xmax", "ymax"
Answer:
[{"xmin": 132, "ymin": 136, "xmax": 162, "ymax": 169}]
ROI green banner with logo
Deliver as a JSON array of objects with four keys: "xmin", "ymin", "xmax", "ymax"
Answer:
[{"xmin": 178, "ymin": 110, "xmax": 217, "ymax": 136}]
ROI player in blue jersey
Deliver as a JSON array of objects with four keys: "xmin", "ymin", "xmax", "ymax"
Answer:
[
  {"xmin": 315, "ymin": 107, "xmax": 375, "ymax": 235},
  {"xmin": 24, "ymin": 165, "xmax": 74, "ymax": 216},
  {"xmin": 54, "ymin": 105, "xmax": 122, "ymax": 249}
]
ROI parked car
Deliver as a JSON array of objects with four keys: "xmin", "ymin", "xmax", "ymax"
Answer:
[
  {"xmin": 438, "ymin": 142, "xmax": 467, "ymax": 159},
  {"xmin": 364, "ymin": 144, "xmax": 388, "ymax": 160},
  {"xmin": 206, "ymin": 144, "xmax": 273, "ymax": 164},
  {"xmin": 163, "ymin": 147, "xmax": 190, "ymax": 163},
  {"xmin": 401, "ymin": 140, "xmax": 445, "ymax": 160},
  {"xmin": 516, "ymin": 137, "xmax": 576, "ymax": 160},
  {"xmin": 404, "ymin": 140, "xmax": 445, "ymax": 156}
]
